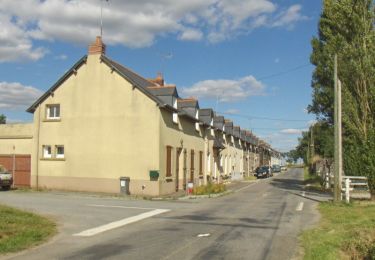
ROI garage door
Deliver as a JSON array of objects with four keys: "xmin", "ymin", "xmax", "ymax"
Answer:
[{"xmin": 0, "ymin": 155, "xmax": 31, "ymax": 187}]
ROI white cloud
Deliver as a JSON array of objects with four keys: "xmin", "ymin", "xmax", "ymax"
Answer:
[
  {"xmin": 0, "ymin": 82, "xmax": 42, "ymax": 110},
  {"xmin": 0, "ymin": 13, "xmax": 48, "ymax": 62},
  {"xmin": 182, "ymin": 75, "xmax": 265, "ymax": 102},
  {"xmin": 0, "ymin": 1, "xmax": 308, "ymax": 62},
  {"xmin": 271, "ymin": 5, "xmax": 308, "ymax": 29},
  {"xmin": 280, "ymin": 128, "xmax": 306, "ymax": 135},
  {"xmin": 179, "ymin": 28, "xmax": 203, "ymax": 41},
  {"xmin": 224, "ymin": 109, "xmax": 240, "ymax": 114},
  {"xmin": 54, "ymin": 54, "xmax": 68, "ymax": 60}
]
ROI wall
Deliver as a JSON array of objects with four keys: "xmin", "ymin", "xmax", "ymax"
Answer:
[
  {"xmin": 0, "ymin": 123, "xmax": 33, "ymax": 155},
  {"xmin": 30, "ymin": 54, "xmax": 161, "ymax": 195}
]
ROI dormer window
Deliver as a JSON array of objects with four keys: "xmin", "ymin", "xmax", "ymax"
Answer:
[
  {"xmin": 195, "ymin": 110, "xmax": 199, "ymax": 131},
  {"xmin": 172, "ymin": 97, "xmax": 178, "ymax": 124},
  {"xmin": 46, "ymin": 104, "xmax": 60, "ymax": 120}
]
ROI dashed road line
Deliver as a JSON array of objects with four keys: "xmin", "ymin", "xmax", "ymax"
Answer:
[
  {"xmin": 73, "ymin": 209, "xmax": 170, "ymax": 237},
  {"xmin": 234, "ymin": 182, "xmax": 257, "ymax": 193},
  {"xmin": 296, "ymin": 202, "xmax": 304, "ymax": 211}
]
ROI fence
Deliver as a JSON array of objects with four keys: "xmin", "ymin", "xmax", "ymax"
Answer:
[{"xmin": 341, "ymin": 176, "xmax": 371, "ymax": 203}]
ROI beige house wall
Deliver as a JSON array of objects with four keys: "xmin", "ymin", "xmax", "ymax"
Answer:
[
  {"xmin": 0, "ymin": 124, "xmax": 33, "ymax": 155},
  {"xmin": 159, "ymin": 110, "xmax": 205, "ymax": 194},
  {"xmin": 30, "ymin": 54, "xmax": 161, "ymax": 195}
]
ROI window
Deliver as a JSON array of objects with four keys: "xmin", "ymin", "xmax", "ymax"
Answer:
[
  {"xmin": 43, "ymin": 145, "xmax": 52, "ymax": 158},
  {"xmin": 46, "ymin": 104, "xmax": 60, "ymax": 119},
  {"xmin": 172, "ymin": 98, "xmax": 178, "ymax": 124},
  {"xmin": 166, "ymin": 146, "xmax": 172, "ymax": 177},
  {"xmin": 195, "ymin": 110, "xmax": 199, "ymax": 131},
  {"xmin": 56, "ymin": 145, "xmax": 65, "ymax": 159},
  {"xmin": 199, "ymin": 151, "xmax": 203, "ymax": 176}
]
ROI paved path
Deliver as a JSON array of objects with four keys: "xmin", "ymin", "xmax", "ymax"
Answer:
[{"xmin": 0, "ymin": 168, "xmax": 330, "ymax": 260}]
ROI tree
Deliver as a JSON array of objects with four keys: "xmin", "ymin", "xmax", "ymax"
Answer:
[
  {"xmin": 0, "ymin": 114, "xmax": 5, "ymax": 124},
  {"xmin": 309, "ymin": 0, "xmax": 375, "ymax": 190}
]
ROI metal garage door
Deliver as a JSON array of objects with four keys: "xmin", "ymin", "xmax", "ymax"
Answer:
[{"xmin": 0, "ymin": 155, "xmax": 31, "ymax": 187}]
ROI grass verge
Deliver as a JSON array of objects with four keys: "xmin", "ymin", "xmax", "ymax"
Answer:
[
  {"xmin": 301, "ymin": 201, "xmax": 375, "ymax": 259},
  {"xmin": 304, "ymin": 167, "xmax": 324, "ymax": 191},
  {"xmin": 0, "ymin": 204, "xmax": 57, "ymax": 255},
  {"xmin": 244, "ymin": 175, "xmax": 257, "ymax": 181},
  {"xmin": 192, "ymin": 183, "xmax": 226, "ymax": 195}
]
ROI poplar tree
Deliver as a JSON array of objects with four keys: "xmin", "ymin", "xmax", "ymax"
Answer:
[{"xmin": 308, "ymin": 0, "xmax": 375, "ymax": 189}]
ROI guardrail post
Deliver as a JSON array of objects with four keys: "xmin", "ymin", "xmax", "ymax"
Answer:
[{"xmin": 345, "ymin": 178, "xmax": 350, "ymax": 203}]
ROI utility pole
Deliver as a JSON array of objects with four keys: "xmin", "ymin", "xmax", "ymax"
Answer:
[
  {"xmin": 333, "ymin": 54, "xmax": 342, "ymax": 202},
  {"xmin": 338, "ymin": 79, "xmax": 343, "ymax": 197}
]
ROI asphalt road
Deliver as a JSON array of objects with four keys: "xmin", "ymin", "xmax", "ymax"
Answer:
[{"xmin": 0, "ymin": 168, "xmax": 330, "ymax": 260}]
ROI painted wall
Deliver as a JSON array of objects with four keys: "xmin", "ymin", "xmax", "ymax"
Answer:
[
  {"xmin": 0, "ymin": 124, "xmax": 33, "ymax": 155},
  {"xmin": 30, "ymin": 54, "xmax": 161, "ymax": 195},
  {"xmin": 159, "ymin": 110, "xmax": 205, "ymax": 194}
]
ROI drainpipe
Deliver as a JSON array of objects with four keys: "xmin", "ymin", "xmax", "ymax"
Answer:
[
  {"xmin": 35, "ymin": 104, "xmax": 42, "ymax": 190},
  {"xmin": 12, "ymin": 145, "xmax": 15, "ymax": 187}
]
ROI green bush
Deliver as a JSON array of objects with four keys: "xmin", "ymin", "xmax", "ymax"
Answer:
[{"xmin": 192, "ymin": 183, "xmax": 226, "ymax": 195}]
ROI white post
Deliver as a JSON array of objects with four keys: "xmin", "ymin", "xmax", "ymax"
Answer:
[
  {"xmin": 345, "ymin": 178, "xmax": 350, "ymax": 203},
  {"xmin": 325, "ymin": 172, "xmax": 330, "ymax": 189}
]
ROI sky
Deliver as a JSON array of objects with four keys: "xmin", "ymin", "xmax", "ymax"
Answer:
[{"xmin": 0, "ymin": 0, "xmax": 322, "ymax": 152}]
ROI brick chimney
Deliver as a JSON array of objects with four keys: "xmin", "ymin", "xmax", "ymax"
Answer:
[
  {"xmin": 149, "ymin": 72, "xmax": 164, "ymax": 86},
  {"xmin": 88, "ymin": 36, "xmax": 106, "ymax": 55}
]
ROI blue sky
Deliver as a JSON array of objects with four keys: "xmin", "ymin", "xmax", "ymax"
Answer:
[{"xmin": 0, "ymin": 0, "xmax": 321, "ymax": 152}]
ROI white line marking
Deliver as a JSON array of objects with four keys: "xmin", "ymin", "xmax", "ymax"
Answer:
[
  {"xmin": 87, "ymin": 204, "xmax": 158, "ymax": 210},
  {"xmin": 197, "ymin": 233, "xmax": 210, "ymax": 237},
  {"xmin": 296, "ymin": 202, "xmax": 304, "ymax": 211},
  {"xmin": 73, "ymin": 209, "xmax": 170, "ymax": 237},
  {"xmin": 262, "ymin": 192, "xmax": 268, "ymax": 197}
]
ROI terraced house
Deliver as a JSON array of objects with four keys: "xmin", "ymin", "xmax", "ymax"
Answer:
[{"xmin": 0, "ymin": 37, "xmax": 279, "ymax": 196}]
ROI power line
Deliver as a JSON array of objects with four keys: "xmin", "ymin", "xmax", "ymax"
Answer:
[
  {"xmin": 218, "ymin": 111, "xmax": 311, "ymax": 122},
  {"xmin": 257, "ymin": 63, "xmax": 311, "ymax": 81}
]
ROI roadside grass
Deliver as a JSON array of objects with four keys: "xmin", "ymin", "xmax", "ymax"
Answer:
[
  {"xmin": 302, "ymin": 201, "xmax": 375, "ymax": 260},
  {"xmin": 244, "ymin": 175, "xmax": 257, "ymax": 181},
  {"xmin": 192, "ymin": 183, "xmax": 226, "ymax": 195},
  {"xmin": 0, "ymin": 204, "xmax": 56, "ymax": 254},
  {"xmin": 304, "ymin": 167, "xmax": 324, "ymax": 191}
]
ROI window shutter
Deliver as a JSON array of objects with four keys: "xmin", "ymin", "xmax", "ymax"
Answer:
[{"xmin": 166, "ymin": 146, "xmax": 172, "ymax": 177}]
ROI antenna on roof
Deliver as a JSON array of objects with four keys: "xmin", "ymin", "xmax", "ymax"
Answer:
[{"xmin": 100, "ymin": 0, "xmax": 109, "ymax": 38}]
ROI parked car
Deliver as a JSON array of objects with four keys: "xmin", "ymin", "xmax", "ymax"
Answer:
[
  {"xmin": 0, "ymin": 166, "xmax": 13, "ymax": 190},
  {"xmin": 255, "ymin": 166, "xmax": 272, "ymax": 178},
  {"xmin": 281, "ymin": 165, "xmax": 287, "ymax": 171},
  {"xmin": 272, "ymin": 165, "xmax": 281, "ymax": 173}
]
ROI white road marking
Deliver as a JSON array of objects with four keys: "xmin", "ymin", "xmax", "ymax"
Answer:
[
  {"xmin": 262, "ymin": 192, "xmax": 268, "ymax": 197},
  {"xmin": 73, "ymin": 209, "xmax": 170, "ymax": 237},
  {"xmin": 296, "ymin": 202, "xmax": 304, "ymax": 211},
  {"xmin": 87, "ymin": 204, "xmax": 158, "ymax": 210},
  {"xmin": 197, "ymin": 233, "xmax": 210, "ymax": 237}
]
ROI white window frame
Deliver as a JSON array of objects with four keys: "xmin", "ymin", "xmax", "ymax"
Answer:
[
  {"xmin": 46, "ymin": 104, "xmax": 60, "ymax": 120},
  {"xmin": 43, "ymin": 145, "xmax": 52, "ymax": 158},
  {"xmin": 56, "ymin": 145, "xmax": 65, "ymax": 159},
  {"xmin": 172, "ymin": 97, "xmax": 178, "ymax": 124},
  {"xmin": 195, "ymin": 110, "xmax": 199, "ymax": 131}
]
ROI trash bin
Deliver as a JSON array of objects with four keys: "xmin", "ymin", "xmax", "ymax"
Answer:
[
  {"xmin": 187, "ymin": 182, "xmax": 194, "ymax": 195},
  {"xmin": 120, "ymin": 177, "xmax": 130, "ymax": 195}
]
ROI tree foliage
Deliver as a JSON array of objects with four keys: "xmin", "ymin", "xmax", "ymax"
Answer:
[
  {"xmin": 0, "ymin": 114, "xmax": 5, "ymax": 124},
  {"xmin": 306, "ymin": 0, "xmax": 375, "ymax": 190}
]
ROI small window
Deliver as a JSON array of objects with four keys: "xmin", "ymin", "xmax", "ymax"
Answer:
[
  {"xmin": 56, "ymin": 146, "xmax": 65, "ymax": 159},
  {"xmin": 195, "ymin": 110, "xmax": 199, "ymax": 131},
  {"xmin": 172, "ymin": 98, "xmax": 178, "ymax": 124},
  {"xmin": 43, "ymin": 145, "xmax": 52, "ymax": 158},
  {"xmin": 46, "ymin": 104, "xmax": 60, "ymax": 119}
]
